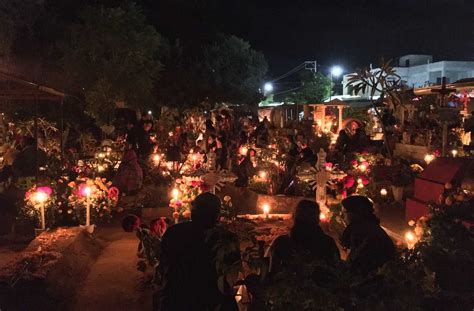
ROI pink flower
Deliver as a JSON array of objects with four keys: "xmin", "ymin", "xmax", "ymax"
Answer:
[
  {"xmin": 150, "ymin": 217, "xmax": 167, "ymax": 237},
  {"xmin": 108, "ymin": 187, "xmax": 120, "ymax": 200},
  {"xmin": 200, "ymin": 184, "xmax": 210, "ymax": 192},
  {"xmin": 325, "ymin": 162, "xmax": 333, "ymax": 169},
  {"xmin": 37, "ymin": 186, "xmax": 52, "ymax": 196},
  {"xmin": 360, "ymin": 175, "xmax": 370, "ymax": 185},
  {"xmin": 343, "ymin": 176, "xmax": 355, "ymax": 189}
]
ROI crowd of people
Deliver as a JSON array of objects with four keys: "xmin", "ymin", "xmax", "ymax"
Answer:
[
  {"xmin": 113, "ymin": 110, "xmax": 371, "ymax": 196},
  {"xmin": 123, "ymin": 192, "xmax": 395, "ymax": 310}
]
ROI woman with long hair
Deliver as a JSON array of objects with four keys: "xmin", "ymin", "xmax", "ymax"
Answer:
[{"xmin": 269, "ymin": 200, "xmax": 340, "ymax": 274}]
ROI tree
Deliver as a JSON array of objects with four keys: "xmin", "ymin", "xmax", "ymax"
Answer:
[
  {"xmin": 0, "ymin": 0, "xmax": 46, "ymax": 59},
  {"xmin": 60, "ymin": 3, "xmax": 161, "ymax": 123},
  {"xmin": 200, "ymin": 34, "xmax": 268, "ymax": 107},
  {"xmin": 285, "ymin": 71, "xmax": 331, "ymax": 104},
  {"xmin": 347, "ymin": 60, "xmax": 403, "ymax": 159}
]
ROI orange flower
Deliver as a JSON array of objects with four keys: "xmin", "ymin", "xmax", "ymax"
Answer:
[{"xmin": 182, "ymin": 210, "xmax": 191, "ymax": 218}]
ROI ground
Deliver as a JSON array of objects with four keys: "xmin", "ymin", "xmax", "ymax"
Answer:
[
  {"xmin": 73, "ymin": 224, "xmax": 153, "ymax": 310},
  {"xmin": 0, "ymin": 201, "xmax": 408, "ymax": 310}
]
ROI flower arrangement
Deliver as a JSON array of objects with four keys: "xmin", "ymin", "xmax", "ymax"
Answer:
[
  {"xmin": 220, "ymin": 195, "xmax": 236, "ymax": 222},
  {"xmin": 23, "ymin": 186, "xmax": 55, "ymax": 229},
  {"xmin": 169, "ymin": 178, "xmax": 205, "ymax": 222},
  {"xmin": 66, "ymin": 177, "xmax": 119, "ymax": 224}
]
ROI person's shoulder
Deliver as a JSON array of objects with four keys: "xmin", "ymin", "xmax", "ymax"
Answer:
[
  {"xmin": 163, "ymin": 221, "xmax": 193, "ymax": 237},
  {"xmin": 272, "ymin": 234, "xmax": 291, "ymax": 248}
]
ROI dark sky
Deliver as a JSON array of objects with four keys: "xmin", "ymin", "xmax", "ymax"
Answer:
[{"xmin": 143, "ymin": 0, "xmax": 474, "ymax": 77}]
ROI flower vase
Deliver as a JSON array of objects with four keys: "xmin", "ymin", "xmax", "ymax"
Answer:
[{"xmin": 391, "ymin": 185, "xmax": 404, "ymax": 203}]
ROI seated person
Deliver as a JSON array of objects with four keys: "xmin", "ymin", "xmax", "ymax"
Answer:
[
  {"xmin": 335, "ymin": 121, "xmax": 368, "ymax": 153},
  {"xmin": 341, "ymin": 196, "xmax": 395, "ymax": 275},
  {"xmin": 269, "ymin": 200, "xmax": 340, "ymax": 275},
  {"xmin": 296, "ymin": 140, "xmax": 316, "ymax": 167}
]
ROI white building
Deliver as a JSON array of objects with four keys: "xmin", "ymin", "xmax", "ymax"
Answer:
[{"xmin": 341, "ymin": 55, "xmax": 474, "ymax": 99}]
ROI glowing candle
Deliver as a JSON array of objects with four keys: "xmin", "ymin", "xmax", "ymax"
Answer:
[
  {"xmin": 172, "ymin": 188, "xmax": 180, "ymax": 200},
  {"xmin": 424, "ymin": 154, "xmax": 434, "ymax": 164},
  {"xmin": 404, "ymin": 231, "xmax": 417, "ymax": 249},
  {"xmin": 262, "ymin": 203, "xmax": 270, "ymax": 219},
  {"xmin": 32, "ymin": 191, "xmax": 49, "ymax": 230}
]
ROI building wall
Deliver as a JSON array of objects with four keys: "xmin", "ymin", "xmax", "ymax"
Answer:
[{"xmin": 342, "ymin": 58, "xmax": 474, "ymax": 98}]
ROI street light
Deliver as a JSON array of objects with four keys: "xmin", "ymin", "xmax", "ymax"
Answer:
[
  {"xmin": 330, "ymin": 66, "xmax": 343, "ymax": 77},
  {"xmin": 264, "ymin": 82, "xmax": 273, "ymax": 94},
  {"xmin": 329, "ymin": 66, "xmax": 343, "ymax": 101}
]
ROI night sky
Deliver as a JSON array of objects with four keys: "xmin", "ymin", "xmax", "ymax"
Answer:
[{"xmin": 143, "ymin": 0, "xmax": 473, "ymax": 77}]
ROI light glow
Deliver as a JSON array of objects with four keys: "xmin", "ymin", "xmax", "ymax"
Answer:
[
  {"xmin": 330, "ymin": 66, "xmax": 343, "ymax": 77},
  {"xmin": 424, "ymin": 154, "xmax": 435, "ymax": 164},
  {"xmin": 32, "ymin": 191, "xmax": 49, "ymax": 204}
]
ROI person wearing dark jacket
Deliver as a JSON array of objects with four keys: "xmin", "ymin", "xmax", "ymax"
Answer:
[
  {"xmin": 157, "ymin": 193, "xmax": 240, "ymax": 311},
  {"xmin": 269, "ymin": 200, "xmax": 340, "ymax": 275},
  {"xmin": 136, "ymin": 120, "xmax": 154, "ymax": 158},
  {"xmin": 341, "ymin": 195, "xmax": 395, "ymax": 275},
  {"xmin": 12, "ymin": 136, "xmax": 47, "ymax": 178},
  {"xmin": 234, "ymin": 149, "xmax": 256, "ymax": 187}
]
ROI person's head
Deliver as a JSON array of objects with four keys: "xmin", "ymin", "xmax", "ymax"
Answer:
[
  {"xmin": 191, "ymin": 192, "xmax": 221, "ymax": 228},
  {"xmin": 207, "ymin": 135, "xmax": 216, "ymax": 144},
  {"xmin": 341, "ymin": 195, "xmax": 378, "ymax": 224},
  {"xmin": 293, "ymin": 200, "xmax": 320, "ymax": 227},
  {"xmin": 298, "ymin": 139, "xmax": 308, "ymax": 149},
  {"xmin": 122, "ymin": 214, "xmax": 141, "ymax": 232},
  {"xmin": 285, "ymin": 135, "xmax": 294, "ymax": 144},
  {"xmin": 205, "ymin": 119, "xmax": 214, "ymax": 129},
  {"xmin": 142, "ymin": 120, "xmax": 153, "ymax": 132},
  {"xmin": 349, "ymin": 121, "xmax": 359, "ymax": 133},
  {"xmin": 21, "ymin": 136, "xmax": 36, "ymax": 148},
  {"xmin": 247, "ymin": 148, "xmax": 256, "ymax": 158}
]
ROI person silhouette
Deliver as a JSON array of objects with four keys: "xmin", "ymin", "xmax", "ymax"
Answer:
[
  {"xmin": 157, "ymin": 193, "xmax": 240, "ymax": 310},
  {"xmin": 269, "ymin": 200, "xmax": 340, "ymax": 275},
  {"xmin": 341, "ymin": 195, "xmax": 395, "ymax": 275}
]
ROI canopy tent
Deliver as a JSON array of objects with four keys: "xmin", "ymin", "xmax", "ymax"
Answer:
[{"xmin": 0, "ymin": 69, "xmax": 66, "ymax": 180}]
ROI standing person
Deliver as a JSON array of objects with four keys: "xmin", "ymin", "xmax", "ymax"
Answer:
[
  {"xmin": 341, "ymin": 195, "xmax": 395, "ymax": 275},
  {"xmin": 157, "ymin": 193, "xmax": 240, "ymax": 311},
  {"xmin": 113, "ymin": 145, "xmax": 143, "ymax": 195},
  {"xmin": 234, "ymin": 149, "xmax": 256, "ymax": 188},
  {"xmin": 215, "ymin": 136, "xmax": 228, "ymax": 171},
  {"xmin": 136, "ymin": 119, "xmax": 154, "ymax": 159},
  {"xmin": 269, "ymin": 200, "xmax": 340, "ymax": 275},
  {"xmin": 12, "ymin": 136, "xmax": 47, "ymax": 179}
]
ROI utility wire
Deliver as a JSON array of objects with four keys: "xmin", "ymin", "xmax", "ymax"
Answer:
[
  {"xmin": 272, "ymin": 86, "xmax": 302, "ymax": 96},
  {"xmin": 270, "ymin": 63, "xmax": 305, "ymax": 82}
]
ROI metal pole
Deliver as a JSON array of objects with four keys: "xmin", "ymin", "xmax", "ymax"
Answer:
[
  {"xmin": 329, "ymin": 73, "xmax": 333, "ymax": 101},
  {"xmin": 60, "ymin": 99, "xmax": 64, "ymax": 159},
  {"xmin": 34, "ymin": 96, "xmax": 39, "ymax": 182}
]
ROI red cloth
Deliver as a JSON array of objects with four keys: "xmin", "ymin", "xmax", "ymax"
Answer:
[{"xmin": 113, "ymin": 149, "xmax": 143, "ymax": 193}]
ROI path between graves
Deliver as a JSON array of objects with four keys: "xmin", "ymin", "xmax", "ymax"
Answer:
[{"xmin": 73, "ymin": 225, "xmax": 152, "ymax": 311}]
